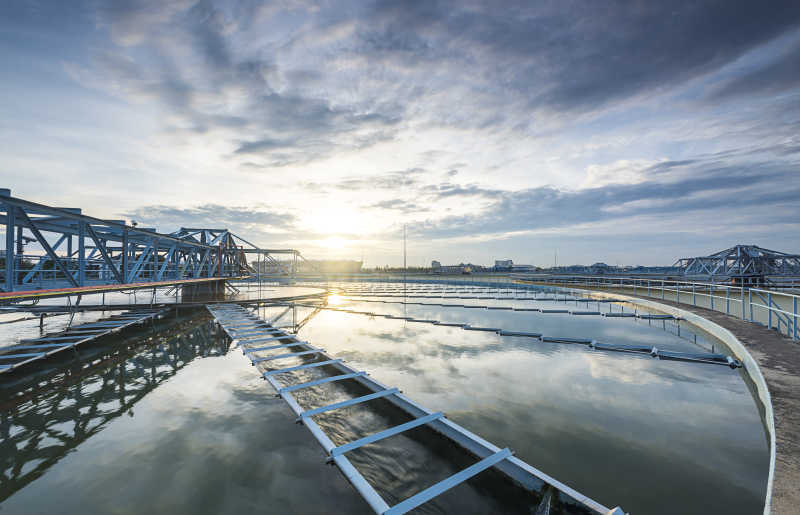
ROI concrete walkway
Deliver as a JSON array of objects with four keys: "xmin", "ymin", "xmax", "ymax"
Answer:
[{"xmin": 634, "ymin": 297, "xmax": 799, "ymax": 515}]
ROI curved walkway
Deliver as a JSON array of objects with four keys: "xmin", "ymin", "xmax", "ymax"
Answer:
[{"xmin": 625, "ymin": 296, "xmax": 798, "ymax": 515}]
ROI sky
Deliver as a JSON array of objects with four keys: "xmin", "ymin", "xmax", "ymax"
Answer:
[{"xmin": 1, "ymin": 0, "xmax": 799, "ymax": 267}]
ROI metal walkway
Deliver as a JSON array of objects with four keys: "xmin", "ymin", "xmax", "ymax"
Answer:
[
  {"xmin": 207, "ymin": 303, "xmax": 625, "ymax": 515},
  {"xmin": 0, "ymin": 308, "xmax": 169, "ymax": 375}
]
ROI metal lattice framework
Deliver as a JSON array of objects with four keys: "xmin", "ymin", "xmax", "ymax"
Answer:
[
  {"xmin": 675, "ymin": 244, "xmax": 800, "ymax": 278},
  {"xmin": 0, "ymin": 189, "xmax": 299, "ymax": 293}
]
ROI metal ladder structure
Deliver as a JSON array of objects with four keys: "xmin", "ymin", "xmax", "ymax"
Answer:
[
  {"xmin": 0, "ymin": 308, "xmax": 169, "ymax": 375},
  {"xmin": 207, "ymin": 303, "xmax": 626, "ymax": 515}
]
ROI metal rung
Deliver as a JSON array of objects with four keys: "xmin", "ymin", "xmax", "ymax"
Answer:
[
  {"xmin": 252, "ymin": 349, "xmax": 323, "ymax": 362},
  {"xmin": 299, "ymin": 388, "xmax": 400, "ymax": 419},
  {"xmin": 241, "ymin": 336, "xmax": 292, "ymax": 346},
  {"xmin": 0, "ymin": 352, "xmax": 46, "ymax": 360},
  {"xmin": 230, "ymin": 328, "xmax": 275, "ymax": 336},
  {"xmin": 463, "ymin": 326, "xmax": 500, "ymax": 332},
  {"xmin": 7, "ymin": 344, "xmax": 70, "ymax": 350},
  {"xmin": 264, "ymin": 359, "xmax": 343, "ymax": 377},
  {"xmin": 384, "ymin": 448, "xmax": 513, "ymax": 515},
  {"xmin": 246, "ymin": 342, "xmax": 308, "ymax": 354},
  {"xmin": 279, "ymin": 371, "xmax": 366, "ymax": 394},
  {"xmin": 330, "ymin": 412, "xmax": 443, "ymax": 457},
  {"xmin": 237, "ymin": 334, "xmax": 293, "ymax": 343},
  {"xmin": 21, "ymin": 336, "xmax": 89, "ymax": 343}
]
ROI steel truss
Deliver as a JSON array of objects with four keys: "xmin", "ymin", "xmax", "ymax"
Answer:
[
  {"xmin": 0, "ymin": 189, "xmax": 299, "ymax": 293},
  {"xmin": 676, "ymin": 244, "xmax": 800, "ymax": 279}
]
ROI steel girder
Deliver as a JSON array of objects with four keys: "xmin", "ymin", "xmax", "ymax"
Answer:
[
  {"xmin": 675, "ymin": 244, "xmax": 800, "ymax": 277},
  {"xmin": 0, "ymin": 189, "xmax": 262, "ymax": 292}
]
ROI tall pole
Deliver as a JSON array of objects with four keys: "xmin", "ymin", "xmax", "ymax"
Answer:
[{"xmin": 403, "ymin": 224, "xmax": 407, "ymax": 284}]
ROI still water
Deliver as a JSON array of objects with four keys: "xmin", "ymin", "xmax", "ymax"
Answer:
[{"xmin": 0, "ymin": 283, "xmax": 769, "ymax": 514}]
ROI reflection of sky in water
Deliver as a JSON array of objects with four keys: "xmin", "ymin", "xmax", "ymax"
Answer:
[
  {"xmin": 266, "ymin": 287, "xmax": 769, "ymax": 515},
  {"xmin": 1, "ymin": 318, "xmax": 369, "ymax": 515},
  {"xmin": 1, "ymin": 283, "xmax": 769, "ymax": 515}
]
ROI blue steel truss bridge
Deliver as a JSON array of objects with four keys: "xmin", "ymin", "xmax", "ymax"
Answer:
[{"xmin": 0, "ymin": 188, "xmax": 300, "ymax": 302}]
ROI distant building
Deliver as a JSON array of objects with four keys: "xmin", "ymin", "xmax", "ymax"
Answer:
[
  {"xmin": 495, "ymin": 259, "xmax": 513, "ymax": 270},
  {"xmin": 431, "ymin": 260, "xmax": 442, "ymax": 269}
]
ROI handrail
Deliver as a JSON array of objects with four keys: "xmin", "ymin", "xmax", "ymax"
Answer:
[{"xmin": 511, "ymin": 274, "xmax": 799, "ymax": 341}]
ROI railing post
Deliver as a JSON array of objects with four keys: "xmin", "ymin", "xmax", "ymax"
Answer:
[
  {"xmin": 661, "ymin": 280, "xmax": 665, "ymax": 300},
  {"xmin": 677, "ymin": 282, "xmax": 680, "ymax": 304},
  {"xmin": 647, "ymin": 279, "xmax": 651, "ymax": 297},
  {"xmin": 692, "ymin": 283, "xmax": 696, "ymax": 306},
  {"xmin": 749, "ymin": 289, "xmax": 753, "ymax": 322},
  {"xmin": 768, "ymin": 292, "xmax": 773, "ymax": 330},
  {"xmin": 741, "ymin": 285, "xmax": 745, "ymax": 320},
  {"xmin": 726, "ymin": 288, "xmax": 730, "ymax": 315},
  {"xmin": 710, "ymin": 284, "xmax": 714, "ymax": 311},
  {"xmin": 794, "ymin": 296, "xmax": 798, "ymax": 341}
]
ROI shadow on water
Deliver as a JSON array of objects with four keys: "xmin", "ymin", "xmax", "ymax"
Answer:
[{"xmin": 0, "ymin": 310, "xmax": 229, "ymax": 502}]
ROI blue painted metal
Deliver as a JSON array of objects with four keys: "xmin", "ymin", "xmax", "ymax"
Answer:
[
  {"xmin": 330, "ymin": 412, "xmax": 444, "ymax": 457},
  {"xmin": 0, "ymin": 308, "xmax": 168, "ymax": 375},
  {"xmin": 299, "ymin": 388, "xmax": 400, "ymax": 419},
  {"xmin": 246, "ymin": 342, "xmax": 306, "ymax": 354},
  {"xmin": 263, "ymin": 358, "xmax": 343, "ymax": 377},
  {"xmin": 0, "ymin": 189, "xmax": 303, "ymax": 294},
  {"xmin": 278, "ymin": 371, "xmax": 367, "ymax": 394},
  {"xmin": 209, "ymin": 302, "xmax": 626, "ymax": 515},
  {"xmin": 384, "ymin": 448, "xmax": 513, "ymax": 515},
  {"xmin": 251, "ymin": 349, "xmax": 323, "ymax": 362}
]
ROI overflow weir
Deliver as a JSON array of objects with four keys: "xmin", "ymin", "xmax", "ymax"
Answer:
[{"xmin": 208, "ymin": 303, "xmax": 626, "ymax": 515}]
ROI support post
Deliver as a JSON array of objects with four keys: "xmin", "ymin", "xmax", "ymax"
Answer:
[
  {"xmin": 741, "ymin": 285, "xmax": 745, "ymax": 320},
  {"xmin": 122, "ymin": 228, "xmax": 129, "ymax": 283},
  {"xmin": 768, "ymin": 292, "xmax": 773, "ymax": 330},
  {"xmin": 4, "ymin": 201, "xmax": 15, "ymax": 291},
  {"xmin": 78, "ymin": 221, "xmax": 86, "ymax": 286}
]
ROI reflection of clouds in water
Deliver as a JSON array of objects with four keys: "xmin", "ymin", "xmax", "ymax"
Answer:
[{"xmin": 294, "ymin": 289, "xmax": 768, "ymax": 515}]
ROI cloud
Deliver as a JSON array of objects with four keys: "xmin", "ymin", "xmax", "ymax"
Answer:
[
  {"xmin": 122, "ymin": 204, "xmax": 297, "ymax": 233},
  {"xmin": 708, "ymin": 39, "xmax": 800, "ymax": 100},
  {"xmin": 412, "ymin": 156, "xmax": 800, "ymax": 240}
]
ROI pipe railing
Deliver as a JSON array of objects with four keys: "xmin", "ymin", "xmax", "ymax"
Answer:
[{"xmin": 511, "ymin": 275, "xmax": 799, "ymax": 341}]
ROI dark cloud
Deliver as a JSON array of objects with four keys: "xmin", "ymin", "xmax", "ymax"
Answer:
[
  {"xmin": 367, "ymin": 199, "xmax": 425, "ymax": 214},
  {"xmin": 412, "ymin": 157, "xmax": 800, "ymax": 239},
  {"xmin": 358, "ymin": 0, "xmax": 800, "ymax": 111},
  {"xmin": 308, "ymin": 168, "xmax": 427, "ymax": 192},
  {"xmin": 75, "ymin": 0, "xmax": 800, "ymax": 156},
  {"xmin": 707, "ymin": 40, "xmax": 800, "ymax": 100},
  {"xmin": 122, "ymin": 204, "xmax": 297, "ymax": 232}
]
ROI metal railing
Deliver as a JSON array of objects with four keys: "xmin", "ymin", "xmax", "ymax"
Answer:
[{"xmin": 511, "ymin": 275, "xmax": 799, "ymax": 341}]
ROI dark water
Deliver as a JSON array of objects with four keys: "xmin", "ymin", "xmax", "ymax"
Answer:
[{"xmin": 0, "ymin": 283, "xmax": 769, "ymax": 514}]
